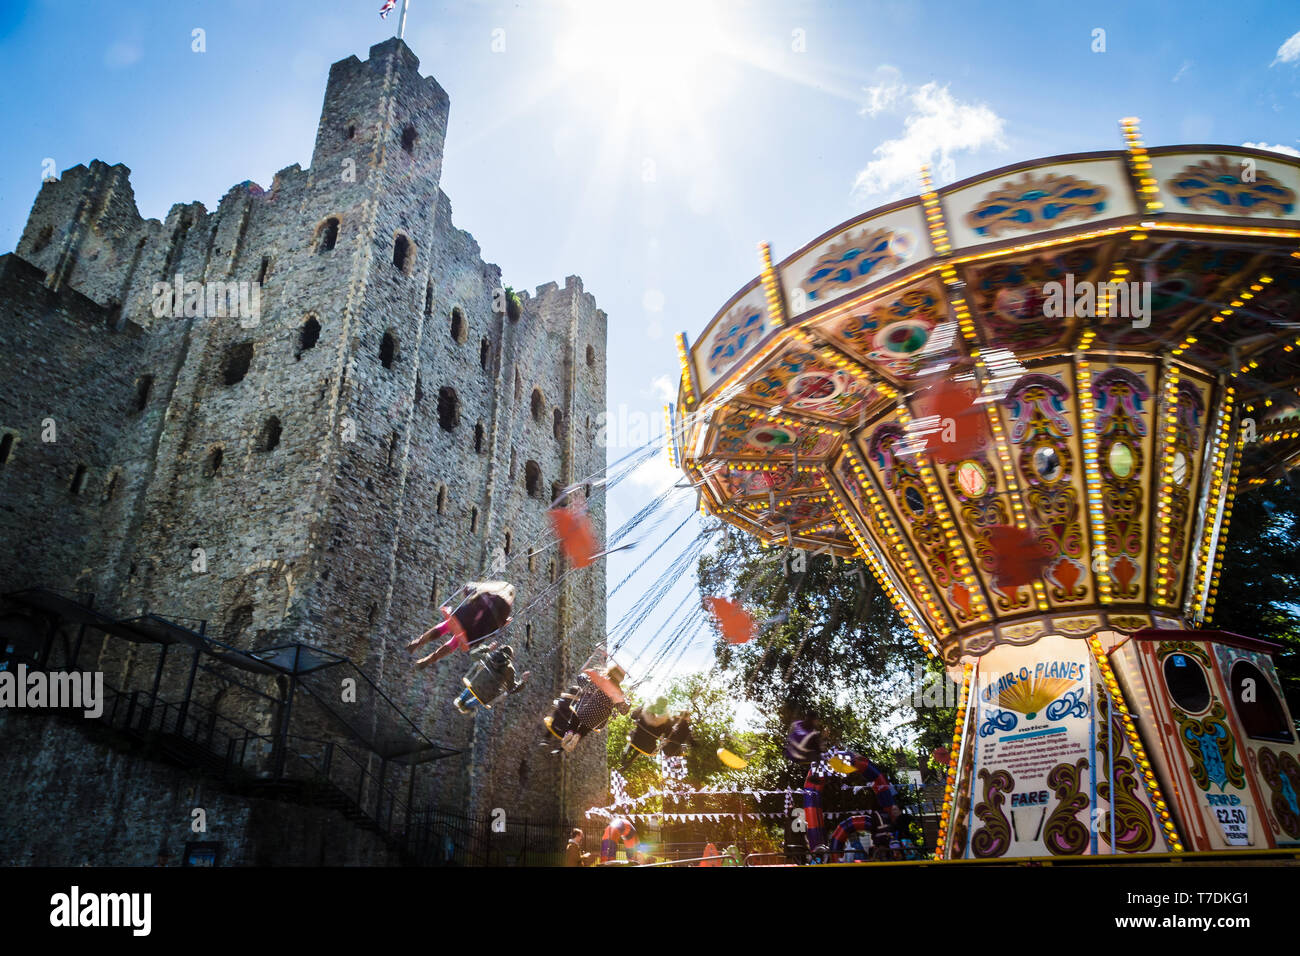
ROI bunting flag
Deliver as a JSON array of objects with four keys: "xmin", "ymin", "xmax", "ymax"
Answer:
[
  {"xmin": 591, "ymin": 808, "xmax": 894, "ymax": 823},
  {"xmin": 659, "ymin": 752, "xmax": 688, "ymax": 790},
  {"xmin": 913, "ymin": 377, "xmax": 989, "ymax": 463},
  {"xmin": 378, "ymin": 0, "xmax": 396, "ymax": 18},
  {"xmin": 549, "ymin": 506, "xmax": 599, "ymax": 569},
  {"xmin": 986, "ymin": 524, "xmax": 1054, "ymax": 588},
  {"xmin": 703, "ymin": 596, "xmax": 756, "ymax": 645},
  {"xmin": 610, "ymin": 768, "xmax": 629, "ymax": 807},
  {"xmin": 586, "ymin": 780, "xmax": 921, "ymax": 818}
]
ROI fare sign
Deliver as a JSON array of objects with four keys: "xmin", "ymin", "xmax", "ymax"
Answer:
[{"xmin": 1213, "ymin": 804, "xmax": 1250, "ymax": 846}]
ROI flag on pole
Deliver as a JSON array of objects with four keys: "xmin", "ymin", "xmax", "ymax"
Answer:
[{"xmin": 379, "ymin": 0, "xmax": 396, "ymax": 18}]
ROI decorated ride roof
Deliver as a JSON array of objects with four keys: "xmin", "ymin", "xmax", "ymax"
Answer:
[{"xmin": 674, "ymin": 134, "xmax": 1300, "ymax": 660}]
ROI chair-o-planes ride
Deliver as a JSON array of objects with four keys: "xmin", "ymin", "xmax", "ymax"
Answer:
[{"xmin": 672, "ymin": 120, "xmax": 1300, "ymax": 860}]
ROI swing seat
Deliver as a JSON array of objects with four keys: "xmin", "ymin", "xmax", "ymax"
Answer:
[
  {"xmin": 545, "ymin": 700, "xmax": 579, "ymax": 741},
  {"xmin": 463, "ymin": 684, "xmax": 492, "ymax": 709},
  {"xmin": 717, "ymin": 747, "xmax": 748, "ymax": 770},
  {"xmin": 826, "ymin": 755, "xmax": 857, "ymax": 775}
]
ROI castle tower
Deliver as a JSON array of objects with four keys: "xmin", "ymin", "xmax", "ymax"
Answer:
[{"xmin": 0, "ymin": 39, "xmax": 607, "ymax": 860}]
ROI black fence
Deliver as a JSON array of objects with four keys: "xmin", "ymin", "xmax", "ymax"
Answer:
[
  {"xmin": 1, "ymin": 588, "xmax": 589, "ymax": 866},
  {"xmin": 405, "ymin": 809, "xmax": 583, "ymax": 867}
]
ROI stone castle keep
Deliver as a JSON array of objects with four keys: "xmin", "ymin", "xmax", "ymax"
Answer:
[{"xmin": 0, "ymin": 38, "xmax": 609, "ymax": 864}]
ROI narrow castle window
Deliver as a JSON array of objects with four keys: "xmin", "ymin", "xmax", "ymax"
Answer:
[
  {"xmin": 257, "ymin": 255, "xmax": 272, "ymax": 284},
  {"xmin": 393, "ymin": 234, "xmax": 412, "ymax": 274},
  {"xmin": 415, "ymin": 373, "xmax": 424, "ymax": 405},
  {"xmin": 524, "ymin": 625, "xmax": 532, "ymax": 651},
  {"xmin": 470, "ymin": 506, "xmax": 479, "ymax": 533},
  {"xmin": 504, "ymin": 531, "xmax": 512, "ymax": 556},
  {"xmin": 225, "ymin": 604, "xmax": 254, "ymax": 642},
  {"xmin": 0, "ymin": 433, "xmax": 14, "ymax": 467},
  {"xmin": 474, "ymin": 422, "xmax": 485, "ymax": 453},
  {"xmin": 531, "ymin": 389, "xmax": 544, "ymax": 422},
  {"xmin": 387, "ymin": 430, "xmax": 399, "ymax": 468},
  {"xmin": 380, "ymin": 330, "xmax": 397, "ymax": 369},
  {"xmin": 135, "ymin": 375, "xmax": 154, "ymax": 412},
  {"xmin": 586, "ymin": 344, "xmax": 595, "ymax": 367},
  {"xmin": 103, "ymin": 470, "xmax": 120, "ymax": 502},
  {"xmin": 32, "ymin": 224, "xmax": 54, "ymax": 253},
  {"xmin": 345, "ymin": 123, "xmax": 356, "ymax": 141},
  {"xmin": 480, "ymin": 337, "xmax": 490, "ymax": 370},
  {"xmin": 401, "ymin": 124, "xmax": 418, "ymax": 153},
  {"xmin": 430, "ymin": 573, "xmax": 438, "ymax": 603},
  {"xmin": 70, "ymin": 464, "xmax": 87, "ymax": 496},
  {"xmin": 425, "ymin": 280, "xmax": 434, "ymax": 316},
  {"xmin": 436, "ymin": 485, "xmax": 447, "ymax": 514},
  {"xmin": 206, "ymin": 446, "xmax": 224, "ymax": 477},
  {"xmin": 298, "ymin": 316, "xmax": 321, "ymax": 358},
  {"xmin": 525, "ymin": 460, "xmax": 541, "ymax": 497},
  {"xmin": 316, "ymin": 217, "xmax": 340, "ymax": 253},
  {"xmin": 553, "ymin": 408, "xmax": 563, "ymax": 441},
  {"xmin": 259, "ymin": 416, "xmax": 282, "ymax": 452},
  {"xmin": 437, "ymin": 387, "xmax": 459, "ymax": 431},
  {"xmin": 548, "ymin": 559, "xmax": 556, "ymax": 582},
  {"xmin": 450, "ymin": 307, "xmax": 465, "ymax": 343},
  {"xmin": 223, "ymin": 342, "xmax": 254, "ymax": 386}
]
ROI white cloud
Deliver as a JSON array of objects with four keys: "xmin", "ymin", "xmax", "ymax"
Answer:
[
  {"xmin": 627, "ymin": 450, "xmax": 681, "ymax": 491},
  {"xmin": 1172, "ymin": 60, "xmax": 1193, "ymax": 83},
  {"xmin": 1242, "ymin": 141, "xmax": 1300, "ymax": 157},
  {"xmin": 1273, "ymin": 30, "xmax": 1300, "ymax": 65},
  {"xmin": 859, "ymin": 65, "xmax": 905, "ymax": 117},
  {"xmin": 649, "ymin": 375, "xmax": 676, "ymax": 403},
  {"xmin": 853, "ymin": 81, "xmax": 1006, "ymax": 199}
]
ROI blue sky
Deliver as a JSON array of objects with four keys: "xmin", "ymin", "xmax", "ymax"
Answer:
[{"xmin": 2, "ymin": 0, "xmax": 1298, "ymax": 694}]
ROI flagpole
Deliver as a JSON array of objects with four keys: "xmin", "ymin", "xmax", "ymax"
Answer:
[{"xmin": 397, "ymin": 0, "xmax": 410, "ymax": 39}]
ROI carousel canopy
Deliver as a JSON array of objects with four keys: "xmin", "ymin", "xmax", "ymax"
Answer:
[{"xmin": 675, "ymin": 127, "xmax": 1300, "ymax": 663}]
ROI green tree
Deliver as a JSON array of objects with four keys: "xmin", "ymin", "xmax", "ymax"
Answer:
[
  {"xmin": 697, "ymin": 532, "xmax": 952, "ymax": 794},
  {"xmin": 1212, "ymin": 478, "xmax": 1300, "ymax": 711}
]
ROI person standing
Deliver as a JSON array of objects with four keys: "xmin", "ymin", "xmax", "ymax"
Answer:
[
  {"xmin": 600, "ymin": 817, "xmax": 639, "ymax": 864},
  {"xmin": 565, "ymin": 828, "xmax": 592, "ymax": 867}
]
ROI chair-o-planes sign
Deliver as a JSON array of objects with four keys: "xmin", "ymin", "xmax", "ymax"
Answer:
[{"xmin": 674, "ymin": 121, "xmax": 1300, "ymax": 859}]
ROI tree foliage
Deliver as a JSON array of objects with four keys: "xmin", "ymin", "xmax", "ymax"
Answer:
[
  {"xmin": 696, "ymin": 532, "xmax": 955, "ymax": 793},
  {"xmin": 1213, "ymin": 478, "xmax": 1300, "ymax": 711}
]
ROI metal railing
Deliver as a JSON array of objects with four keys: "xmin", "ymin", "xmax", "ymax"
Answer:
[{"xmin": 633, "ymin": 854, "xmax": 742, "ymax": 867}]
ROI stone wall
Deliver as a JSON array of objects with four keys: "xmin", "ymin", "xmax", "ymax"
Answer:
[
  {"xmin": 0, "ymin": 36, "xmax": 609, "ymax": 853},
  {"xmin": 0, "ymin": 710, "xmax": 401, "ymax": 866}
]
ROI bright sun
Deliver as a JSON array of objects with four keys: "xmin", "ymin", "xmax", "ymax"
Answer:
[{"xmin": 553, "ymin": 0, "xmax": 731, "ymax": 123}]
